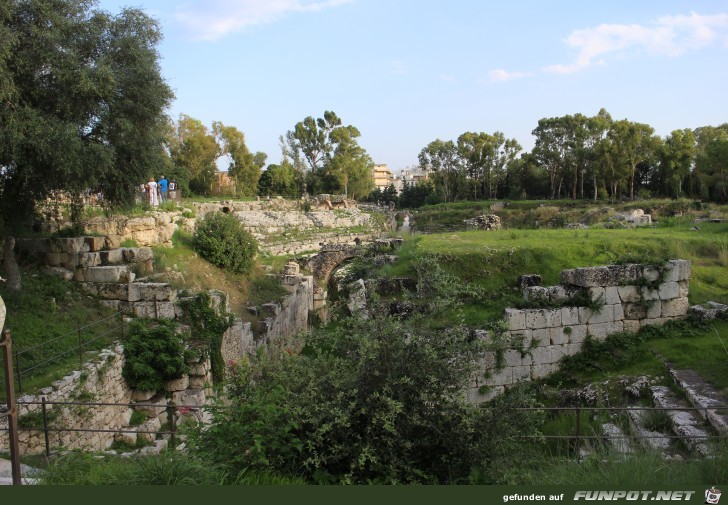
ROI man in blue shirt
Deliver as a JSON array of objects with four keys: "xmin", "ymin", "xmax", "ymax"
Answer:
[{"xmin": 158, "ymin": 175, "xmax": 168, "ymax": 203}]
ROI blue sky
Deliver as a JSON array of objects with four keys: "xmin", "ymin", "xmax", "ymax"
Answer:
[{"xmin": 96, "ymin": 0, "xmax": 728, "ymax": 171}]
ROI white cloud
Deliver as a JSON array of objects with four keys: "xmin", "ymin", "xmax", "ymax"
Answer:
[
  {"xmin": 176, "ymin": 0, "xmax": 354, "ymax": 41},
  {"xmin": 544, "ymin": 12, "xmax": 728, "ymax": 74},
  {"xmin": 488, "ymin": 68, "xmax": 530, "ymax": 82}
]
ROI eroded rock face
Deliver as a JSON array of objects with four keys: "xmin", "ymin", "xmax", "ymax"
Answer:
[{"xmin": 463, "ymin": 214, "xmax": 501, "ymax": 230}]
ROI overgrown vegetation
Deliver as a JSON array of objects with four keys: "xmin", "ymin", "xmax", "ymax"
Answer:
[
  {"xmin": 121, "ymin": 319, "xmax": 189, "ymax": 392},
  {"xmin": 193, "ymin": 211, "xmax": 258, "ymax": 275},
  {"xmin": 178, "ymin": 292, "xmax": 234, "ymax": 385}
]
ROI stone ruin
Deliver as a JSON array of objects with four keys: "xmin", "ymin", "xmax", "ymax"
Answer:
[
  {"xmin": 611, "ymin": 208, "xmax": 652, "ymax": 227},
  {"xmin": 470, "ymin": 260, "xmax": 692, "ymax": 402},
  {"xmin": 313, "ymin": 194, "xmax": 357, "ymax": 210},
  {"xmin": 463, "ymin": 214, "xmax": 501, "ymax": 230}
]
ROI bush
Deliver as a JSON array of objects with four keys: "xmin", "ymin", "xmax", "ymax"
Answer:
[
  {"xmin": 122, "ymin": 319, "xmax": 189, "ymax": 391},
  {"xmin": 193, "ymin": 212, "xmax": 258, "ymax": 275}
]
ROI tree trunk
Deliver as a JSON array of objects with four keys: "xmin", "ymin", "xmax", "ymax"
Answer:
[{"xmin": 2, "ymin": 237, "xmax": 21, "ymax": 291}]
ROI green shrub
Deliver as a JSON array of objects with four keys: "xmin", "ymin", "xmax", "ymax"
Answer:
[
  {"xmin": 193, "ymin": 212, "xmax": 258, "ymax": 275},
  {"xmin": 122, "ymin": 319, "xmax": 189, "ymax": 391}
]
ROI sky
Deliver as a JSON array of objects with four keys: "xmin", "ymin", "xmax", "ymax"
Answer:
[{"xmin": 95, "ymin": 0, "xmax": 728, "ymax": 172}]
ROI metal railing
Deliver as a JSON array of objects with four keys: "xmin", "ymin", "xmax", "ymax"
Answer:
[{"xmin": 8, "ymin": 311, "xmax": 125, "ymax": 396}]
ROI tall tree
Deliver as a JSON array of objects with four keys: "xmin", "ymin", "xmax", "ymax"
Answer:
[
  {"xmin": 418, "ymin": 140, "xmax": 462, "ymax": 203},
  {"xmin": 657, "ymin": 129, "xmax": 695, "ymax": 198},
  {"xmin": 607, "ymin": 120, "xmax": 658, "ymax": 200},
  {"xmin": 532, "ymin": 117, "xmax": 572, "ymax": 199},
  {"xmin": 0, "ymin": 0, "xmax": 173, "ymax": 289},
  {"xmin": 170, "ymin": 114, "xmax": 219, "ymax": 195},
  {"xmin": 213, "ymin": 121, "xmax": 266, "ymax": 196},
  {"xmin": 694, "ymin": 125, "xmax": 728, "ymax": 202}
]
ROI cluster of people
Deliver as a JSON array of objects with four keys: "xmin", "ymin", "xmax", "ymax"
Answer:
[{"xmin": 142, "ymin": 176, "xmax": 177, "ymax": 208}]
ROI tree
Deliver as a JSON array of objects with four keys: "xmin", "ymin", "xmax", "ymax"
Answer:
[
  {"xmin": 0, "ymin": 0, "xmax": 173, "ymax": 289},
  {"xmin": 170, "ymin": 114, "xmax": 219, "ymax": 195},
  {"xmin": 418, "ymin": 139, "xmax": 463, "ymax": 202},
  {"xmin": 289, "ymin": 111, "xmax": 373, "ymax": 198},
  {"xmin": 694, "ymin": 125, "xmax": 728, "ymax": 202},
  {"xmin": 258, "ymin": 163, "xmax": 298, "ymax": 197},
  {"xmin": 213, "ymin": 122, "xmax": 266, "ymax": 197},
  {"xmin": 655, "ymin": 129, "xmax": 695, "ymax": 198},
  {"xmin": 607, "ymin": 120, "xmax": 658, "ymax": 200},
  {"xmin": 532, "ymin": 117, "xmax": 573, "ymax": 199}
]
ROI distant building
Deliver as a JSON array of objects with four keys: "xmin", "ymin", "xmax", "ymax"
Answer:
[
  {"xmin": 400, "ymin": 166, "xmax": 430, "ymax": 186},
  {"xmin": 371, "ymin": 164, "xmax": 395, "ymax": 191},
  {"xmin": 211, "ymin": 171, "xmax": 236, "ymax": 195}
]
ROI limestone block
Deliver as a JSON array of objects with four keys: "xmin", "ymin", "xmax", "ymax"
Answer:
[
  {"xmin": 661, "ymin": 297, "xmax": 689, "ymax": 318},
  {"xmin": 587, "ymin": 322, "xmax": 610, "ymax": 341},
  {"xmin": 282, "ymin": 275, "xmax": 302, "ymax": 286},
  {"xmin": 643, "ymin": 265, "xmax": 660, "ymax": 282},
  {"xmin": 605, "ymin": 286, "xmax": 620, "ymax": 305},
  {"xmin": 510, "ymin": 329, "xmax": 533, "ymax": 349},
  {"xmin": 550, "ymin": 327, "xmax": 570, "ymax": 346},
  {"xmin": 531, "ymin": 328, "xmax": 550, "ymax": 347},
  {"xmin": 100, "ymin": 249, "xmax": 124, "ymax": 265},
  {"xmin": 607, "ymin": 320, "xmax": 624, "ymax": 334},
  {"xmin": 548, "ymin": 285, "xmax": 567, "ymax": 302},
  {"xmin": 658, "ymin": 282, "xmax": 680, "ymax": 300},
  {"xmin": 85, "ymin": 236, "xmax": 106, "ymax": 252},
  {"xmin": 505, "ymin": 349, "xmax": 528, "ymax": 368},
  {"xmin": 523, "ymin": 286, "xmax": 549, "ymax": 303},
  {"xmin": 104, "ymin": 235, "xmax": 122, "ymax": 250},
  {"xmin": 531, "ymin": 346, "xmax": 553, "ymax": 365},
  {"xmin": 612, "ymin": 264, "xmax": 641, "ymax": 284},
  {"xmin": 578, "ymin": 307, "xmax": 592, "ymax": 324},
  {"xmin": 476, "ymin": 352, "xmax": 498, "ymax": 372},
  {"xmin": 567, "ymin": 324, "xmax": 588, "ymax": 344},
  {"xmin": 562, "ymin": 307, "xmax": 579, "ymax": 326},
  {"xmin": 44, "ymin": 266, "xmax": 75, "ymax": 281},
  {"xmin": 678, "ymin": 280, "xmax": 690, "ymax": 298},
  {"xmin": 512, "ymin": 366, "xmax": 531, "ymax": 382},
  {"xmin": 617, "ymin": 285, "xmax": 640, "ymax": 303},
  {"xmin": 283, "ymin": 262, "xmax": 300, "ymax": 275},
  {"xmin": 551, "ymin": 344, "xmax": 569, "ymax": 363},
  {"xmin": 261, "ymin": 302, "xmax": 282, "ymax": 316},
  {"xmin": 561, "ymin": 265, "xmax": 629, "ymax": 287},
  {"xmin": 59, "ymin": 253, "xmax": 80, "ymax": 268},
  {"xmin": 640, "ymin": 286, "xmax": 660, "ymax": 301},
  {"xmin": 114, "ymin": 431, "xmax": 138, "ymax": 447},
  {"xmin": 623, "ymin": 320, "xmax": 640, "ymax": 334},
  {"xmin": 100, "ymin": 300, "xmax": 120, "ymax": 311},
  {"xmin": 138, "ymin": 283, "xmax": 176, "ymax": 301},
  {"xmin": 79, "ymin": 252, "xmax": 101, "ymax": 268},
  {"xmin": 504, "ymin": 308, "xmax": 526, "ymax": 331},
  {"xmin": 613, "ymin": 303, "xmax": 624, "ymax": 320},
  {"xmin": 587, "ymin": 305, "xmax": 614, "ymax": 324},
  {"xmin": 666, "ymin": 259, "xmax": 691, "ymax": 281},
  {"xmin": 531, "ymin": 363, "xmax": 557, "ymax": 380},
  {"xmin": 132, "ymin": 390, "xmax": 156, "ymax": 402},
  {"xmin": 137, "ymin": 417, "xmax": 161, "ymax": 444},
  {"xmin": 57, "ymin": 237, "xmax": 89, "ymax": 254},
  {"xmin": 485, "ymin": 367, "xmax": 512, "ymax": 386},
  {"xmin": 80, "ymin": 265, "xmax": 131, "ymax": 283},
  {"xmin": 647, "ymin": 301, "xmax": 662, "ymax": 319},
  {"xmin": 588, "ymin": 287, "xmax": 605, "ymax": 304},
  {"xmin": 189, "ymin": 376, "xmax": 207, "ymax": 389},
  {"xmin": 568, "ymin": 342, "xmax": 583, "ymax": 356},
  {"xmin": 188, "ymin": 361, "xmax": 209, "ymax": 376},
  {"xmin": 166, "ymin": 375, "xmax": 189, "ymax": 392},
  {"xmin": 122, "ymin": 247, "xmax": 154, "ymax": 263},
  {"xmin": 623, "ymin": 303, "xmax": 647, "ymax": 320}
]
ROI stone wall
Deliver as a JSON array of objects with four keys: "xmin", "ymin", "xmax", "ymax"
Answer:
[
  {"xmin": 0, "ymin": 341, "xmax": 214, "ymax": 456},
  {"xmin": 469, "ymin": 260, "xmax": 691, "ymax": 402}
]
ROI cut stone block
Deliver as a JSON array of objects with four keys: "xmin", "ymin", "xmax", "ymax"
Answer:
[
  {"xmin": 643, "ymin": 265, "xmax": 661, "ymax": 282},
  {"xmin": 166, "ymin": 375, "xmax": 189, "ymax": 392},
  {"xmin": 623, "ymin": 320, "xmax": 640, "ymax": 334},
  {"xmin": 531, "ymin": 328, "xmax": 549, "ymax": 347},
  {"xmin": 523, "ymin": 286, "xmax": 549, "ymax": 303},
  {"xmin": 138, "ymin": 283, "xmax": 176, "ymax": 301},
  {"xmin": 44, "ymin": 266, "xmax": 75, "ymax": 281},
  {"xmin": 617, "ymin": 285, "xmax": 640, "ymax": 303},
  {"xmin": 588, "ymin": 287, "xmax": 605, "ymax": 304},
  {"xmin": 485, "ymin": 367, "xmax": 512, "ymax": 386},
  {"xmin": 623, "ymin": 303, "xmax": 647, "ymax": 320},
  {"xmin": 567, "ymin": 324, "xmax": 588, "ymax": 344},
  {"xmin": 658, "ymin": 282, "xmax": 680, "ymax": 300},
  {"xmin": 79, "ymin": 252, "xmax": 101, "ymax": 268},
  {"xmin": 531, "ymin": 346, "xmax": 553, "ymax": 365},
  {"xmin": 512, "ymin": 365, "xmax": 530, "ymax": 382},
  {"xmin": 531, "ymin": 363, "xmax": 557, "ymax": 380},
  {"xmin": 587, "ymin": 322, "xmax": 610, "ymax": 341},
  {"xmin": 547, "ymin": 285, "xmax": 567, "ymax": 302},
  {"xmin": 568, "ymin": 342, "xmax": 583, "ymax": 356},
  {"xmin": 550, "ymin": 327, "xmax": 570, "ymax": 345},
  {"xmin": 104, "ymin": 235, "xmax": 121, "ymax": 250},
  {"xmin": 504, "ymin": 308, "xmax": 526, "ymax": 331},
  {"xmin": 561, "ymin": 307, "xmax": 579, "ymax": 326},
  {"xmin": 605, "ymin": 286, "xmax": 620, "ymax": 305},
  {"xmin": 661, "ymin": 297, "xmax": 689, "ymax": 318},
  {"xmin": 678, "ymin": 280, "xmax": 689, "ymax": 298},
  {"xmin": 84, "ymin": 236, "xmax": 106, "ymax": 252},
  {"xmin": 551, "ymin": 344, "xmax": 569, "ymax": 363},
  {"xmin": 122, "ymin": 247, "xmax": 154, "ymax": 263},
  {"xmin": 647, "ymin": 301, "xmax": 662, "ymax": 319},
  {"xmin": 100, "ymin": 249, "xmax": 125, "ymax": 265},
  {"xmin": 587, "ymin": 305, "xmax": 614, "ymax": 324}
]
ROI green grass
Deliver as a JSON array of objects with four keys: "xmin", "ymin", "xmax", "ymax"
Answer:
[
  {"xmin": 0, "ymin": 269, "xmax": 122, "ymax": 401},
  {"xmin": 37, "ymin": 451, "xmax": 306, "ymax": 485}
]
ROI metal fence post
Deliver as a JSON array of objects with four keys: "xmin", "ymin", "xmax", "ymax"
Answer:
[
  {"xmin": 1, "ymin": 330, "xmax": 22, "ymax": 485},
  {"xmin": 574, "ymin": 406, "xmax": 581, "ymax": 461},
  {"xmin": 41, "ymin": 396, "xmax": 50, "ymax": 458},
  {"xmin": 14, "ymin": 349, "xmax": 22, "ymax": 395},
  {"xmin": 167, "ymin": 399, "xmax": 176, "ymax": 449}
]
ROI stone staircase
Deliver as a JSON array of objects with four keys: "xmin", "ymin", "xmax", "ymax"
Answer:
[
  {"xmin": 598, "ymin": 365, "xmax": 727, "ymax": 459},
  {"xmin": 16, "ymin": 236, "xmax": 178, "ymax": 319}
]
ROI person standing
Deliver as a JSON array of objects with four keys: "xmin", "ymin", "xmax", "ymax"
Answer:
[
  {"xmin": 158, "ymin": 175, "xmax": 168, "ymax": 203},
  {"xmin": 147, "ymin": 177, "xmax": 159, "ymax": 208}
]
